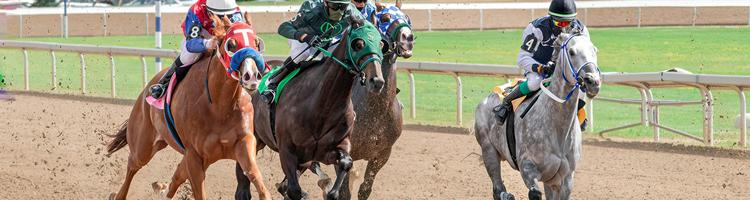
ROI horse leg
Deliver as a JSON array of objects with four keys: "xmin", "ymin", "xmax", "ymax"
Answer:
[
  {"xmin": 234, "ymin": 135, "xmax": 270, "ymax": 200},
  {"xmin": 326, "ymin": 149, "xmax": 353, "ymax": 200},
  {"xmin": 356, "ymin": 149, "xmax": 391, "ymax": 200},
  {"xmin": 477, "ymin": 133, "xmax": 513, "ymax": 199},
  {"xmin": 338, "ymin": 170, "xmax": 351, "ymax": 200},
  {"xmin": 235, "ymin": 162, "xmax": 252, "ymax": 200},
  {"xmin": 520, "ymin": 160, "xmax": 543, "ymax": 200},
  {"xmin": 166, "ymin": 158, "xmax": 188, "ymax": 199},
  {"xmin": 559, "ymin": 172, "xmax": 574, "ymax": 200},
  {"xmin": 235, "ymin": 142, "xmax": 267, "ymax": 200},
  {"xmin": 185, "ymin": 150, "xmax": 207, "ymax": 200},
  {"xmin": 311, "ymin": 162, "xmax": 333, "ymax": 192},
  {"xmin": 112, "ymin": 130, "xmax": 166, "ymax": 200},
  {"xmin": 280, "ymin": 147, "xmax": 307, "ymax": 200},
  {"xmin": 310, "ymin": 162, "xmax": 333, "ymax": 197}
]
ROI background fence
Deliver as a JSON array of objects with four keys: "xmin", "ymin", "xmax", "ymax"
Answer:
[{"xmin": 1, "ymin": 40, "xmax": 747, "ymax": 147}]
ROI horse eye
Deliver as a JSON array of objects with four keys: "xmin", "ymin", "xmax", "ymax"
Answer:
[
  {"xmin": 352, "ymin": 39, "xmax": 364, "ymax": 51},
  {"xmin": 226, "ymin": 39, "xmax": 238, "ymax": 53},
  {"xmin": 569, "ymin": 49, "xmax": 576, "ymax": 56}
]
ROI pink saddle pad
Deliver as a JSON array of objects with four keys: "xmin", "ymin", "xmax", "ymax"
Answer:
[{"xmin": 145, "ymin": 74, "xmax": 177, "ymax": 110}]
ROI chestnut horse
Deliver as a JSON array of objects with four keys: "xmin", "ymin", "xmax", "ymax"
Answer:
[{"xmin": 106, "ymin": 17, "xmax": 270, "ymax": 200}]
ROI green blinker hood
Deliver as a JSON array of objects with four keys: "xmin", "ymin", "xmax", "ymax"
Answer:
[{"xmin": 346, "ymin": 22, "xmax": 383, "ymax": 72}]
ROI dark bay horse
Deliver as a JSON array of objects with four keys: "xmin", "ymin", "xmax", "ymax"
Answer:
[
  {"xmin": 243, "ymin": 18, "xmax": 384, "ymax": 200},
  {"xmin": 474, "ymin": 32, "xmax": 601, "ymax": 200},
  {"xmin": 106, "ymin": 18, "xmax": 271, "ymax": 200},
  {"xmin": 234, "ymin": 3, "xmax": 414, "ymax": 200}
]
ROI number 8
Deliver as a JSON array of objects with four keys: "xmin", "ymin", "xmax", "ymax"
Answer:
[{"xmin": 190, "ymin": 26, "xmax": 200, "ymax": 38}]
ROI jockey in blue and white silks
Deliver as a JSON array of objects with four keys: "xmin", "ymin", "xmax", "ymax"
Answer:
[
  {"xmin": 352, "ymin": 0, "xmax": 377, "ymax": 22},
  {"xmin": 374, "ymin": 4, "xmax": 411, "ymax": 43},
  {"xmin": 494, "ymin": 0, "xmax": 591, "ymax": 131}
]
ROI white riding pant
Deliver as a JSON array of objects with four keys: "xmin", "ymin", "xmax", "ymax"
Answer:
[
  {"xmin": 288, "ymin": 38, "xmax": 340, "ymax": 64},
  {"xmin": 178, "ymin": 40, "xmax": 202, "ymax": 67},
  {"xmin": 524, "ymin": 71, "xmax": 543, "ymax": 92}
]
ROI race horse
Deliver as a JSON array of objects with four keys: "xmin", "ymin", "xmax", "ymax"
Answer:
[
  {"xmin": 474, "ymin": 32, "xmax": 601, "ymax": 200},
  {"xmin": 233, "ymin": 2, "xmax": 414, "ymax": 199},
  {"xmin": 106, "ymin": 15, "xmax": 271, "ymax": 200},
  {"xmin": 237, "ymin": 17, "xmax": 385, "ymax": 200}
]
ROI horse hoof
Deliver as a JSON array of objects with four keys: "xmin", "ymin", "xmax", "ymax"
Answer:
[
  {"xmin": 151, "ymin": 182, "xmax": 167, "ymax": 195},
  {"xmin": 317, "ymin": 177, "xmax": 332, "ymax": 191},
  {"xmin": 528, "ymin": 189, "xmax": 542, "ymax": 200},
  {"xmin": 501, "ymin": 192, "xmax": 515, "ymax": 200},
  {"xmin": 326, "ymin": 190, "xmax": 339, "ymax": 200},
  {"xmin": 108, "ymin": 193, "xmax": 117, "ymax": 200}
]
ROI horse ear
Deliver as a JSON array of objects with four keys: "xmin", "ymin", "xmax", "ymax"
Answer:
[
  {"xmin": 375, "ymin": 2, "xmax": 384, "ymax": 12},
  {"xmin": 349, "ymin": 14, "xmax": 364, "ymax": 29},
  {"xmin": 244, "ymin": 11, "xmax": 254, "ymax": 27},
  {"xmin": 396, "ymin": 0, "xmax": 402, "ymax": 9}
]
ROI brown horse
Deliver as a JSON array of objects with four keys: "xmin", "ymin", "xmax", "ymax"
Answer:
[
  {"xmin": 234, "ymin": 2, "xmax": 414, "ymax": 200},
  {"xmin": 241, "ymin": 18, "xmax": 384, "ymax": 200},
  {"xmin": 106, "ymin": 16, "xmax": 271, "ymax": 200}
]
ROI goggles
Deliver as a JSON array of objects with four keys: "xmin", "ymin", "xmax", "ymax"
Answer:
[
  {"xmin": 553, "ymin": 19, "xmax": 571, "ymax": 28},
  {"xmin": 327, "ymin": 2, "xmax": 349, "ymax": 11}
]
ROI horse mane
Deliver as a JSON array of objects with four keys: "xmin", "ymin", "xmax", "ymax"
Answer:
[{"xmin": 210, "ymin": 14, "xmax": 233, "ymax": 40}]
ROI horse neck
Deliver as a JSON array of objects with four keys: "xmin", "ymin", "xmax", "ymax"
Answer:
[
  {"xmin": 311, "ymin": 38, "xmax": 358, "ymax": 108},
  {"xmin": 206, "ymin": 53, "xmax": 242, "ymax": 108},
  {"xmin": 535, "ymin": 52, "xmax": 579, "ymax": 134}
]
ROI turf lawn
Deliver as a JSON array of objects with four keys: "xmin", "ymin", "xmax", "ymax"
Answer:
[{"xmin": 1, "ymin": 26, "xmax": 749, "ymax": 147}]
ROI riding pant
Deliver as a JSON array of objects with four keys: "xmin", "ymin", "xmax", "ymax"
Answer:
[{"xmin": 288, "ymin": 38, "xmax": 341, "ymax": 64}]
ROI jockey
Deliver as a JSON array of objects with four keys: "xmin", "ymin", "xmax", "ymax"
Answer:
[
  {"xmin": 352, "ymin": 0, "xmax": 377, "ymax": 23},
  {"xmin": 493, "ymin": 0, "xmax": 591, "ymax": 130},
  {"xmin": 149, "ymin": 0, "xmax": 244, "ymax": 99},
  {"xmin": 260, "ymin": 0, "xmax": 364, "ymax": 104}
]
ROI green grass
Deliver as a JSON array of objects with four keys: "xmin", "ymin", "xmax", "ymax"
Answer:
[{"xmin": 1, "ymin": 26, "xmax": 749, "ymax": 147}]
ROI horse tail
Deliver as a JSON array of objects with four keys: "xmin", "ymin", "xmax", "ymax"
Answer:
[{"xmin": 107, "ymin": 120, "xmax": 129, "ymax": 155}]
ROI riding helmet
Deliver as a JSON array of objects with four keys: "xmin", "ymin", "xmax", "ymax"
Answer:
[
  {"xmin": 206, "ymin": 0, "xmax": 238, "ymax": 15},
  {"xmin": 548, "ymin": 0, "xmax": 577, "ymax": 21}
]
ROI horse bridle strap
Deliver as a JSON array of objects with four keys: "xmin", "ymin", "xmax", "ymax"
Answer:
[{"xmin": 539, "ymin": 34, "xmax": 597, "ymax": 104}]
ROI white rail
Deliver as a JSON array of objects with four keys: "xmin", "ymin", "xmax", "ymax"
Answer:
[
  {"xmin": 0, "ymin": 40, "xmax": 178, "ymax": 97},
  {"xmin": 2, "ymin": 42, "xmax": 747, "ymax": 147}
]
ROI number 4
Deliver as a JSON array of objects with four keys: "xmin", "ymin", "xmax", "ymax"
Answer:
[{"xmin": 525, "ymin": 38, "xmax": 536, "ymax": 51}]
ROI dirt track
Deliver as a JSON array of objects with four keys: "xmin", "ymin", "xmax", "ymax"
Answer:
[{"xmin": 1, "ymin": 93, "xmax": 750, "ymax": 199}]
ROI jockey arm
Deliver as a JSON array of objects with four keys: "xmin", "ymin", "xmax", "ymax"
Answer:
[
  {"xmin": 278, "ymin": 1, "xmax": 314, "ymax": 41},
  {"xmin": 517, "ymin": 23, "xmax": 544, "ymax": 73}
]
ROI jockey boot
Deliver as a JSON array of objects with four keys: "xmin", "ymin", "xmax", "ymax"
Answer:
[
  {"xmin": 578, "ymin": 99, "xmax": 588, "ymax": 132},
  {"xmin": 149, "ymin": 58, "xmax": 182, "ymax": 99},
  {"xmin": 493, "ymin": 86, "xmax": 524, "ymax": 125},
  {"xmin": 260, "ymin": 57, "xmax": 299, "ymax": 104}
]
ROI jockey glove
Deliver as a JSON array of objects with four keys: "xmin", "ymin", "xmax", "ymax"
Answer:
[
  {"xmin": 302, "ymin": 34, "xmax": 322, "ymax": 47},
  {"xmin": 533, "ymin": 61, "xmax": 555, "ymax": 76}
]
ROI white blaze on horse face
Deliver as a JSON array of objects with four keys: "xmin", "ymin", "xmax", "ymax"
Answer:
[{"xmin": 233, "ymin": 29, "xmax": 255, "ymax": 46}]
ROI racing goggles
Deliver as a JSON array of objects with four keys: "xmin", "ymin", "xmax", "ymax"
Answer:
[
  {"xmin": 553, "ymin": 19, "xmax": 571, "ymax": 28},
  {"xmin": 327, "ymin": 2, "xmax": 349, "ymax": 11}
]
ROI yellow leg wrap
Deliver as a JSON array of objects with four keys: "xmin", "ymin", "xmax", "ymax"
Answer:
[{"xmin": 577, "ymin": 107, "xmax": 587, "ymax": 126}]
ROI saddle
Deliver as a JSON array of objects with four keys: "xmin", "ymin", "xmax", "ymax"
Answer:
[
  {"xmin": 492, "ymin": 80, "xmax": 541, "ymax": 170},
  {"xmin": 258, "ymin": 60, "xmax": 323, "ymax": 104}
]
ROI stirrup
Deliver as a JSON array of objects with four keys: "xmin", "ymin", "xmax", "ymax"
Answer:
[
  {"xmin": 150, "ymin": 84, "xmax": 166, "ymax": 99},
  {"xmin": 260, "ymin": 90, "xmax": 275, "ymax": 104},
  {"xmin": 493, "ymin": 104, "xmax": 510, "ymax": 125}
]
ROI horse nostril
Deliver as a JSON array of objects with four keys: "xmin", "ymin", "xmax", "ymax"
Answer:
[
  {"xmin": 243, "ymin": 73, "xmax": 251, "ymax": 82},
  {"xmin": 371, "ymin": 77, "xmax": 385, "ymax": 89}
]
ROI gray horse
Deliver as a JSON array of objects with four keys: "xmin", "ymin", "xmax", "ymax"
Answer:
[{"xmin": 474, "ymin": 32, "xmax": 601, "ymax": 200}]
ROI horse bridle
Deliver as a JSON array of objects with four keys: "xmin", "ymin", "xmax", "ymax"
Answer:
[
  {"xmin": 539, "ymin": 34, "xmax": 600, "ymax": 103},
  {"xmin": 383, "ymin": 19, "xmax": 412, "ymax": 57}
]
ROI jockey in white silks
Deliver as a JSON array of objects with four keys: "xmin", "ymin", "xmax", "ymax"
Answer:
[{"xmin": 493, "ymin": 0, "xmax": 591, "ymax": 131}]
